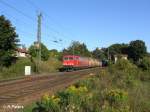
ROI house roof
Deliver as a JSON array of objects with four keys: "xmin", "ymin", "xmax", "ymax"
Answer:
[{"xmin": 16, "ymin": 48, "xmax": 28, "ymax": 53}]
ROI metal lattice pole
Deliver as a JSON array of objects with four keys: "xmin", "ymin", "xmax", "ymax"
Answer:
[{"xmin": 37, "ymin": 12, "xmax": 42, "ymax": 73}]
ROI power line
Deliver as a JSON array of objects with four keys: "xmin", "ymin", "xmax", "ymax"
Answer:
[
  {"xmin": 26, "ymin": 0, "xmax": 39, "ymax": 11},
  {"xmin": 0, "ymin": 9, "xmax": 57, "ymax": 41},
  {"xmin": 0, "ymin": 0, "xmax": 74, "ymax": 42},
  {"xmin": 0, "ymin": 0, "xmax": 72, "ymax": 49},
  {"xmin": 26, "ymin": 0, "xmax": 64, "ymax": 29},
  {"xmin": 26, "ymin": 0, "xmax": 74, "ymax": 41},
  {"xmin": 0, "ymin": 1, "xmax": 55, "ymax": 39},
  {"xmin": 0, "ymin": 8, "xmax": 36, "ymax": 37},
  {"xmin": 25, "ymin": 0, "xmax": 67, "ymax": 41},
  {"xmin": 26, "ymin": 0, "xmax": 62, "ymax": 33},
  {"xmin": 0, "ymin": 8, "xmax": 36, "ymax": 28},
  {"xmin": 0, "ymin": 0, "xmax": 35, "ymax": 21}
]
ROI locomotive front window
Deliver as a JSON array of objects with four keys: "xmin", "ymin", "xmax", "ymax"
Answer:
[
  {"xmin": 69, "ymin": 57, "xmax": 73, "ymax": 60},
  {"xmin": 64, "ymin": 57, "xmax": 68, "ymax": 60}
]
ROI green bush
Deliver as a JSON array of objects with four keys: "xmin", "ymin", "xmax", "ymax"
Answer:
[
  {"xmin": 128, "ymin": 81, "xmax": 150, "ymax": 112},
  {"xmin": 0, "ymin": 58, "xmax": 33, "ymax": 79},
  {"xmin": 139, "ymin": 57, "xmax": 150, "ymax": 71},
  {"xmin": 0, "ymin": 57, "xmax": 62, "ymax": 80},
  {"xmin": 101, "ymin": 88, "xmax": 130, "ymax": 112},
  {"xmin": 110, "ymin": 59, "xmax": 137, "ymax": 72},
  {"xmin": 139, "ymin": 71, "xmax": 150, "ymax": 81},
  {"xmin": 58, "ymin": 85, "xmax": 89, "ymax": 112},
  {"xmin": 102, "ymin": 88, "xmax": 128, "ymax": 105},
  {"xmin": 39, "ymin": 58, "xmax": 62, "ymax": 73},
  {"xmin": 28, "ymin": 43, "xmax": 49, "ymax": 61},
  {"xmin": 109, "ymin": 59, "xmax": 139, "ymax": 88},
  {"xmin": 33, "ymin": 85, "xmax": 90, "ymax": 112},
  {"xmin": 32, "ymin": 77, "xmax": 131, "ymax": 112},
  {"xmin": 75, "ymin": 77, "xmax": 100, "ymax": 90},
  {"xmin": 32, "ymin": 94, "xmax": 60, "ymax": 112}
]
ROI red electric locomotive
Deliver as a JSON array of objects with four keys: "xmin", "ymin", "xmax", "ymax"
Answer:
[{"xmin": 60, "ymin": 55, "xmax": 101, "ymax": 71}]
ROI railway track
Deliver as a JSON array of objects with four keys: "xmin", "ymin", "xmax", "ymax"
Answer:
[{"xmin": 0, "ymin": 67, "xmax": 101, "ymax": 112}]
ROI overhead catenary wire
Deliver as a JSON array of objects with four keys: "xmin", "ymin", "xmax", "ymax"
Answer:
[
  {"xmin": 0, "ymin": 9, "xmax": 36, "ymax": 30},
  {"xmin": 0, "ymin": 0, "xmax": 73, "ymax": 49},
  {"xmin": 26, "ymin": 0, "xmax": 65, "ymax": 31},
  {"xmin": 0, "ymin": 0, "xmax": 35, "ymax": 21},
  {"xmin": 26, "ymin": 0, "xmax": 64, "ymax": 36},
  {"xmin": 0, "ymin": 8, "xmax": 36, "ymax": 38},
  {"xmin": 0, "ymin": 1, "xmax": 59, "ymax": 42},
  {"xmin": 0, "ymin": 0, "xmax": 56, "ymax": 36},
  {"xmin": 26, "ymin": 0, "xmax": 75, "ymax": 42}
]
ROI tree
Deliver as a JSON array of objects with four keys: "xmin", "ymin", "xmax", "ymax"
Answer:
[
  {"xmin": 49, "ymin": 49, "xmax": 58, "ymax": 58},
  {"xmin": 146, "ymin": 52, "xmax": 150, "ymax": 57},
  {"xmin": 29, "ymin": 43, "xmax": 49, "ymax": 61},
  {"xmin": 49, "ymin": 49, "xmax": 62, "ymax": 60},
  {"xmin": 63, "ymin": 41, "xmax": 91, "ymax": 57},
  {"xmin": 92, "ymin": 47, "xmax": 106, "ymax": 60},
  {"xmin": 108, "ymin": 43, "xmax": 129, "ymax": 55},
  {"xmin": 128, "ymin": 40, "xmax": 147, "ymax": 62},
  {"xmin": 0, "ymin": 15, "xmax": 19, "ymax": 67}
]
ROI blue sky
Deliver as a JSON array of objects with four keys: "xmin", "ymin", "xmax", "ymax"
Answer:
[{"xmin": 0, "ymin": 0, "xmax": 150, "ymax": 52}]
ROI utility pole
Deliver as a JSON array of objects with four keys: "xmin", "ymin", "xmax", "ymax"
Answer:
[
  {"xmin": 72, "ymin": 40, "xmax": 74, "ymax": 57},
  {"xmin": 37, "ymin": 12, "xmax": 42, "ymax": 73},
  {"xmin": 107, "ymin": 47, "xmax": 109, "ymax": 60}
]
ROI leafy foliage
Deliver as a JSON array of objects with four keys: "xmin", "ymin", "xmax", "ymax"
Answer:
[
  {"xmin": 92, "ymin": 47, "xmax": 107, "ymax": 60},
  {"xmin": 109, "ymin": 43, "xmax": 128, "ymax": 55},
  {"xmin": 38, "ymin": 58, "xmax": 62, "ymax": 73},
  {"xmin": 58, "ymin": 85, "xmax": 89, "ymax": 112},
  {"xmin": 0, "ymin": 58, "xmax": 33, "ymax": 79},
  {"xmin": 128, "ymin": 40, "xmax": 147, "ymax": 62},
  {"xmin": 0, "ymin": 15, "xmax": 19, "ymax": 67},
  {"xmin": 28, "ymin": 43, "xmax": 49, "ymax": 61},
  {"xmin": 33, "ymin": 85, "xmax": 90, "ymax": 112},
  {"xmin": 49, "ymin": 49, "xmax": 62, "ymax": 61},
  {"xmin": 33, "ymin": 94, "xmax": 60, "ymax": 112},
  {"xmin": 62, "ymin": 41, "xmax": 91, "ymax": 57},
  {"xmin": 139, "ymin": 56, "xmax": 150, "ymax": 71},
  {"xmin": 111, "ymin": 59, "xmax": 137, "ymax": 71},
  {"xmin": 102, "ymin": 88, "xmax": 128, "ymax": 105},
  {"xmin": 101, "ymin": 88, "xmax": 130, "ymax": 112},
  {"xmin": 109, "ymin": 59, "xmax": 139, "ymax": 88}
]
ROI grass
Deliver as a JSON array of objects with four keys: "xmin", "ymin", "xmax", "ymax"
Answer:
[
  {"xmin": 39, "ymin": 58, "xmax": 62, "ymax": 73},
  {"xmin": 23, "ymin": 59, "xmax": 149, "ymax": 112},
  {"xmin": 18, "ymin": 103, "xmax": 36, "ymax": 112},
  {"xmin": 0, "ymin": 58, "xmax": 33, "ymax": 80},
  {"xmin": 0, "ymin": 57, "xmax": 62, "ymax": 80}
]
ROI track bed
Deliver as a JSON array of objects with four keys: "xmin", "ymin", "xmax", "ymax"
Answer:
[{"xmin": 0, "ymin": 67, "xmax": 101, "ymax": 112}]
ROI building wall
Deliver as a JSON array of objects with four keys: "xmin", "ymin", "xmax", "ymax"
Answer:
[{"xmin": 16, "ymin": 52, "xmax": 26, "ymax": 57}]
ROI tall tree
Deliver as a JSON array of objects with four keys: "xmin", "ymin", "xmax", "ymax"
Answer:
[
  {"xmin": 92, "ymin": 47, "xmax": 106, "ymax": 60},
  {"xmin": 63, "ymin": 41, "xmax": 91, "ymax": 57},
  {"xmin": 0, "ymin": 15, "xmax": 19, "ymax": 67},
  {"xmin": 49, "ymin": 49, "xmax": 62, "ymax": 60},
  {"xmin": 108, "ymin": 43, "xmax": 129, "ymax": 55},
  {"xmin": 29, "ymin": 43, "xmax": 49, "ymax": 61},
  {"xmin": 128, "ymin": 40, "xmax": 147, "ymax": 62}
]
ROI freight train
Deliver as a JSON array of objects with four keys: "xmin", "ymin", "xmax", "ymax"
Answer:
[{"xmin": 59, "ymin": 55, "xmax": 102, "ymax": 71}]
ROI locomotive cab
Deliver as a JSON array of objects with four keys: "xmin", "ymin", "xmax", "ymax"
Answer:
[{"xmin": 62, "ymin": 55, "xmax": 80, "ymax": 71}]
